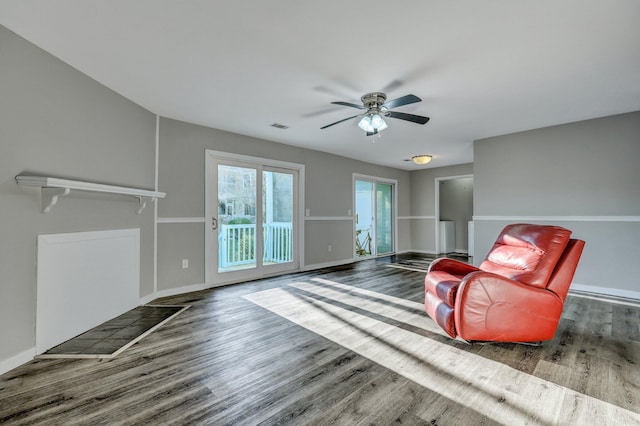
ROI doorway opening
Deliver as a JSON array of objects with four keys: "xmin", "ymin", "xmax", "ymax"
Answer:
[{"xmin": 435, "ymin": 174, "xmax": 473, "ymax": 257}]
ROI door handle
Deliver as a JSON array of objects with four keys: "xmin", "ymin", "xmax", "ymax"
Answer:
[{"xmin": 212, "ymin": 217, "xmax": 218, "ymax": 230}]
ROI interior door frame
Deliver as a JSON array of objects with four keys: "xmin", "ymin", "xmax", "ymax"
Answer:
[
  {"xmin": 434, "ymin": 173, "xmax": 473, "ymax": 254},
  {"xmin": 205, "ymin": 150, "xmax": 305, "ymax": 286},
  {"xmin": 352, "ymin": 173, "xmax": 398, "ymax": 259}
]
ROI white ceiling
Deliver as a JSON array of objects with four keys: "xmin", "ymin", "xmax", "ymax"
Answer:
[{"xmin": 1, "ymin": 0, "xmax": 639, "ymax": 170}]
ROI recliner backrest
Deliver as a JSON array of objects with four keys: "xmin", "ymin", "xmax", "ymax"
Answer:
[
  {"xmin": 545, "ymin": 239, "xmax": 585, "ymax": 301},
  {"xmin": 479, "ymin": 224, "xmax": 572, "ymax": 288}
]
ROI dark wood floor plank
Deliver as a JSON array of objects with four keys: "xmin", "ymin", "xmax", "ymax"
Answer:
[{"xmin": 1, "ymin": 254, "xmax": 639, "ymax": 424}]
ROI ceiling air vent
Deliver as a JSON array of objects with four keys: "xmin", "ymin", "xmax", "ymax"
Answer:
[{"xmin": 270, "ymin": 123, "xmax": 289, "ymax": 129}]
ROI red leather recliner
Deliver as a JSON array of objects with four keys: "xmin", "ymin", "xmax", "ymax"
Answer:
[{"xmin": 424, "ymin": 224, "xmax": 585, "ymax": 342}]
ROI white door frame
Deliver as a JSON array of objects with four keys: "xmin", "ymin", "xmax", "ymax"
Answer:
[
  {"xmin": 352, "ymin": 173, "xmax": 398, "ymax": 259},
  {"xmin": 434, "ymin": 174, "xmax": 473, "ymax": 254},
  {"xmin": 205, "ymin": 150, "xmax": 305, "ymax": 286}
]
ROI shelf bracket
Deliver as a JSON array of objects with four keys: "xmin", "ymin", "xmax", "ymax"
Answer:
[
  {"xmin": 136, "ymin": 196, "xmax": 154, "ymax": 215},
  {"xmin": 41, "ymin": 187, "xmax": 71, "ymax": 213}
]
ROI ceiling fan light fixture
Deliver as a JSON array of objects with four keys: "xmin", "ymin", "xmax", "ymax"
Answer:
[
  {"xmin": 412, "ymin": 155, "xmax": 432, "ymax": 165},
  {"xmin": 370, "ymin": 113, "xmax": 385, "ymax": 128},
  {"xmin": 358, "ymin": 115, "xmax": 372, "ymax": 131},
  {"xmin": 358, "ymin": 113, "xmax": 387, "ymax": 133},
  {"xmin": 377, "ymin": 119, "xmax": 388, "ymax": 131}
]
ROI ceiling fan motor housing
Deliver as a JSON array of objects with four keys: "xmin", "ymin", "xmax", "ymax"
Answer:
[{"xmin": 361, "ymin": 92, "xmax": 388, "ymax": 111}]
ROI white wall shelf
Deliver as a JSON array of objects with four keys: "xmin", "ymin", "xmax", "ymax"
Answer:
[{"xmin": 15, "ymin": 175, "xmax": 166, "ymax": 214}]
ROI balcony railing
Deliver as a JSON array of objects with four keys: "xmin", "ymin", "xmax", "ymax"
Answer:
[{"xmin": 218, "ymin": 222, "xmax": 292, "ymax": 268}]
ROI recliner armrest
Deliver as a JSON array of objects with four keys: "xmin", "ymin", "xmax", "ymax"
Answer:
[
  {"xmin": 454, "ymin": 271, "xmax": 564, "ymax": 342},
  {"xmin": 428, "ymin": 258, "xmax": 480, "ymax": 277}
]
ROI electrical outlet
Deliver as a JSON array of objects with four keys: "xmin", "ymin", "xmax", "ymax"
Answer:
[
  {"xmin": 181, "ymin": 259, "xmax": 189, "ymax": 269},
  {"xmin": 328, "ymin": 245, "xmax": 332, "ymax": 252}
]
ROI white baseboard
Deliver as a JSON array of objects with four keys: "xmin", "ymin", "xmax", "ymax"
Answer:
[
  {"xmin": 0, "ymin": 347, "xmax": 35, "ymax": 376},
  {"xmin": 403, "ymin": 250, "xmax": 437, "ymax": 255},
  {"xmin": 570, "ymin": 283, "xmax": 640, "ymax": 302},
  {"xmin": 140, "ymin": 292, "xmax": 157, "ymax": 305},
  {"xmin": 141, "ymin": 283, "xmax": 209, "ymax": 304},
  {"xmin": 302, "ymin": 259, "xmax": 354, "ymax": 272}
]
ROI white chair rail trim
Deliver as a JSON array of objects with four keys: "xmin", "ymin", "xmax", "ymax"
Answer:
[{"xmin": 473, "ymin": 215, "xmax": 640, "ymax": 222}]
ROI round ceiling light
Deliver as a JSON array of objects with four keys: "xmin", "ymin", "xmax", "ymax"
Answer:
[{"xmin": 412, "ymin": 155, "xmax": 432, "ymax": 165}]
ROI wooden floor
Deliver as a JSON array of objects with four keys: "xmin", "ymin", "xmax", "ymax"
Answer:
[{"xmin": 1, "ymin": 255, "xmax": 639, "ymax": 425}]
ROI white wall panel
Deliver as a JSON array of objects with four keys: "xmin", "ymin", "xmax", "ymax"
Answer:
[{"xmin": 36, "ymin": 229, "xmax": 140, "ymax": 353}]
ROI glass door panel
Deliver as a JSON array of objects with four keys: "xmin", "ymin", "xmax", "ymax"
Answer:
[
  {"xmin": 375, "ymin": 182, "xmax": 393, "ymax": 255},
  {"xmin": 355, "ymin": 180, "xmax": 374, "ymax": 258},
  {"xmin": 217, "ymin": 165, "xmax": 257, "ymax": 273},
  {"xmin": 262, "ymin": 170, "xmax": 294, "ymax": 267}
]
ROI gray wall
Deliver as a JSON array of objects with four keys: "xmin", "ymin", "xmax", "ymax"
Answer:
[
  {"xmin": 440, "ymin": 177, "xmax": 473, "ymax": 252},
  {"xmin": 473, "ymin": 111, "xmax": 640, "ymax": 297},
  {"xmin": 0, "ymin": 26, "xmax": 156, "ymax": 364},
  {"xmin": 156, "ymin": 117, "xmax": 411, "ymax": 290},
  {"xmin": 3, "ymin": 19, "xmax": 637, "ymax": 373},
  {"xmin": 409, "ymin": 163, "xmax": 474, "ymax": 253}
]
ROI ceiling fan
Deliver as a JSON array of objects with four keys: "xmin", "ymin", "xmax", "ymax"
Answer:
[{"xmin": 320, "ymin": 92, "xmax": 430, "ymax": 136}]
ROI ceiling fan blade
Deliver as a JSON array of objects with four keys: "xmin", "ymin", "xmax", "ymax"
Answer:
[
  {"xmin": 320, "ymin": 114, "xmax": 361, "ymax": 129},
  {"xmin": 381, "ymin": 79, "xmax": 403, "ymax": 94},
  {"xmin": 382, "ymin": 94, "xmax": 421, "ymax": 109},
  {"xmin": 386, "ymin": 111, "xmax": 430, "ymax": 124},
  {"xmin": 303, "ymin": 106, "xmax": 344, "ymax": 118},
  {"xmin": 366, "ymin": 129, "xmax": 378, "ymax": 137},
  {"xmin": 331, "ymin": 101, "xmax": 366, "ymax": 110}
]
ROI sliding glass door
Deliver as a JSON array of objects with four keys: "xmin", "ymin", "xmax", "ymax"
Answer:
[
  {"xmin": 208, "ymin": 154, "xmax": 300, "ymax": 285},
  {"xmin": 354, "ymin": 176, "xmax": 395, "ymax": 258}
]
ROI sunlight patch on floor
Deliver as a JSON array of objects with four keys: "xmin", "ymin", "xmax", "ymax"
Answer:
[{"xmin": 243, "ymin": 278, "xmax": 640, "ymax": 425}]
